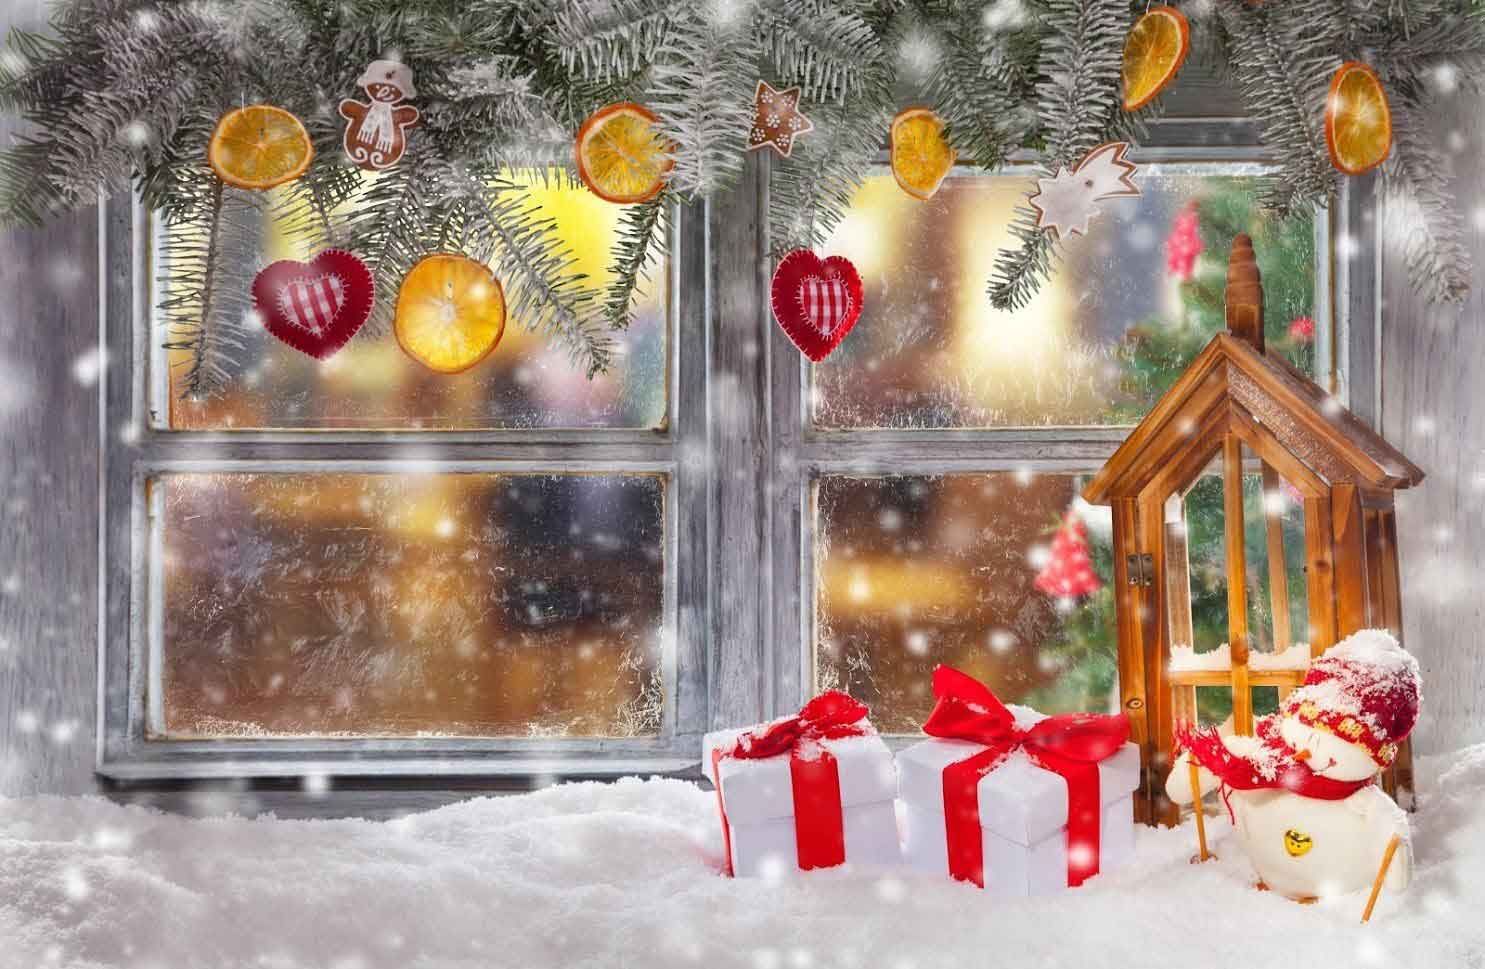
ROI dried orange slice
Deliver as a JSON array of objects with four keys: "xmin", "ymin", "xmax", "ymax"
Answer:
[
  {"xmin": 1121, "ymin": 6, "xmax": 1190, "ymax": 112},
  {"xmin": 890, "ymin": 108, "xmax": 956, "ymax": 201},
  {"xmin": 1325, "ymin": 62, "xmax": 1392, "ymax": 175},
  {"xmin": 575, "ymin": 102, "xmax": 673, "ymax": 204},
  {"xmin": 208, "ymin": 104, "xmax": 314, "ymax": 190},
  {"xmin": 394, "ymin": 254, "xmax": 507, "ymax": 374}
]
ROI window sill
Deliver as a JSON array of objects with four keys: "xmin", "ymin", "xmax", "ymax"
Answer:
[{"xmin": 97, "ymin": 753, "xmax": 701, "ymax": 782}]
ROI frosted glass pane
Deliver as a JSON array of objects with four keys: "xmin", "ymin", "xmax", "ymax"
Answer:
[
  {"xmin": 811, "ymin": 170, "xmax": 1316, "ymax": 428},
  {"xmin": 813, "ymin": 473, "xmax": 1117, "ymax": 733},
  {"xmin": 155, "ymin": 472, "xmax": 666, "ymax": 738},
  {"xmin": 161, "ymin": 176, "xmax": 667, "ymax": 430}
]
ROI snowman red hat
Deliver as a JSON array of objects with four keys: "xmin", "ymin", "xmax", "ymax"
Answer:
[
  {"xmin": 1177, "ymin": 630, "xmax": 1421, "ymax": 800},
  {"xmin": 1282, "ymin": 629, "xmax": 1420, "ymax": 768}
]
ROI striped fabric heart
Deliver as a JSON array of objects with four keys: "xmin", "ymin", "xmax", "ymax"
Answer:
[
  {"xmin": 279, "ymin": 274, "xmax": 345, "ymax": 335},
  {"xmin": 770, "ymin": 249, "xmax": 864, "ymax": 361},
  {"xmin": 796, "ymin": 275, "xmax": 853, "ymax": 336},
  {"xmin": 252, "ymin": 249, "xmax": 375, "ymax": 359}
]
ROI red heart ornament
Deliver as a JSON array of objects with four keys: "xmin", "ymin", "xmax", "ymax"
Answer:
[
  {"xmin": 251, "ymin": 249, "xmax": 375, "ymax": 359},
  {"xmin": 770, "ymin": 249, "xmax": 864, "ymax": 362}
]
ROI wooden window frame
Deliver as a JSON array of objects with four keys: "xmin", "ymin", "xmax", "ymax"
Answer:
[{"xmin": 94, "ymin": 117, "xmax": 1383, "ymax": 789}]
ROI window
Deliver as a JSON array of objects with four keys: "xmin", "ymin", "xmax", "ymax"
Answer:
[
  {"xmin": 780, "ymin": 154, "xmax": 1345, "ymax": 739},
  {"xmin": 99, "ymin": 180, "xmax": 706, "ymax": 779},
  {"xmin": 99, "ymin": 142, "xmax": 1372, "ymax": 783}
]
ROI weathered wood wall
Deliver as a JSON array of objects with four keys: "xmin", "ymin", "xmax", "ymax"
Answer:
[
  {"xmin": 0, "ymin": 0, "xmax": 100, "ymax": 798},
  {"xmin": 1380, "ymin": 91, "xmax": 1485, "ymax": 756}
]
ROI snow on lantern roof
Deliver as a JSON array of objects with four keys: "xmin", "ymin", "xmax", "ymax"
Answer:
[{"xmin": 1083, "ymin": 234, "xmax": 1424, "ymax": 505}]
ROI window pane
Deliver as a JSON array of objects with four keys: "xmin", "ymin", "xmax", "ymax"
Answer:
[
  {"xmin": 160, "ymin": 176, "xmax": 667, "ymax": 430},
  {"xmin": 813, "ymin": 472, "xmax": 1117, "ymax": 733},
  {"xmin": 154, "ymin": 472, "xmax": 666, "ymax": 738},
  {"xmin": 812, "ymin": 167, "xmax": 1317, "ymax": 428}
]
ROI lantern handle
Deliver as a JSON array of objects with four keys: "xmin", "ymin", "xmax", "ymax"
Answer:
[{"xmin": 1225, "ymin": 233, "xmax": 1265, "ymax": 351}]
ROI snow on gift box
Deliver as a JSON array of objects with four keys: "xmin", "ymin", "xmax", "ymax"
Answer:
[
  {"xmin": 898, "ymin": 666, "xmax": 1139, "ymax": 895},
  {"xmin": 704, "ymin": 692, "xmax": 900, "ymax": 877}
]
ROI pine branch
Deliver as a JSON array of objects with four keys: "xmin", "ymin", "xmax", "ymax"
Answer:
[
  {"xmin": 768, "ymin": 74, "xmax": 894, "ymax": 254},
  {"xmin": 158, "ymin": 179, "xmax": 266, "ymax": 398},
  {"xmin": 922, "ymin": 4, "xmax": 1036, "ymax": 171},
  {"xmin": 1217, "ymin": 2, "xmax": 1337, "ymax": 216},
  {"xmin": 753, "ymin": 0, "xmax": 883, "ymax": 104},
  {"xmin": 445, "ymin": 166, "xmax": 617, "ymax": 376},
  {"xmin": 270, "ymin": 164, "xmax": 364, "ymax": 253},
  {"xmin": 650, "ymin": 8, "xmax": 759, "ymax": 199},
  {"xmin": 988, "ymin": 208, "xmax": 1061, "ymax": 313},
  {"xmin": 1383, "ymin": 96, "xmax": 1473, "ymax": 302},
  {"xmin": 427, "ymin": 56, "xmax": 574, "ymax": 172},
  {"xmin": 604, "ymin": 193, "xmax": 670, "ymax": 329},
  {"xmin": 552, "ymin": 0, "xmax": 672, "ymax": 83},
  {"xmin": 337, "ymin": 145, "xmax": 441, "ymax": 336},
  {"xmin": 989, "ymin": 0, "xmax": 1135, "ymax": 310}
]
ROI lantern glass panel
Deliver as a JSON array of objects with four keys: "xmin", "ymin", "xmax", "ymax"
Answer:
[
  {"xmin": 1168, "ymin": 454, "xmax": 1228, "ymax": 664},
  {"xmin": 1237, "ymin": 448, "xmax": 1310, "ymax": 662}
]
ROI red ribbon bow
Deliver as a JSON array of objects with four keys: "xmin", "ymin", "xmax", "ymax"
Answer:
[
  {"xmin": 712, "ymin": 691, "xmax": 871, "ymax": 876},
  {"xmin": 922, "ymin": 666, "xmax": 1129, "ymax": 888}
]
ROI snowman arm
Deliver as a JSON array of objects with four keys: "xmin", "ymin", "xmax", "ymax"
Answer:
[
  {"xmin": 1163, "ymin": 750, "xmax": 1221, "ymax": 805},
  {"xmin": 1385, "ymin": 834, "xmax": 1412, "ymax": 892}
]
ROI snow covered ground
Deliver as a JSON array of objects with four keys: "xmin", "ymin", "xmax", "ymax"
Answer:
[{"xmin": 3, "ymin": 748, "xmax": 1485, "ymax": 969}]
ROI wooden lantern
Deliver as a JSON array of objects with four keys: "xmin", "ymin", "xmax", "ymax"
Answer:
[{"xmin": 1083, "ymin": 234, "xmax": 1425, "ymax": 826}]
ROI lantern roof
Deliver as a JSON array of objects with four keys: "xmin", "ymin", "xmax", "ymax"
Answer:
[{"xmin": 1083, "ymin": 236, "xmax": 1425, "ymax": 505}]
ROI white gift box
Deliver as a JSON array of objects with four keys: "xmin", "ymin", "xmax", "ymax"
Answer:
[
  {"xmin": 897, "ymin": 705, "xmax": 1140, "ymax": 895},
  {"xmin": 704, "ymin": 724, "xmax": 901, "ymax": 877}
]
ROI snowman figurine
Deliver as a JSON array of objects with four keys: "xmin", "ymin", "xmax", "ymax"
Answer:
[{"xmin": 1167, "ymin": 629, "xmax": 1420, "ymax": 901}]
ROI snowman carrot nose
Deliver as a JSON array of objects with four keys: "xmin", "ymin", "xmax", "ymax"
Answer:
[{"xmin": 1294, "ymin": 748, "xmax": 1312, "ymax": 761}]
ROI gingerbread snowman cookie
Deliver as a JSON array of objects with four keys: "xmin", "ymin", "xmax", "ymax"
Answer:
[{"xmin": 339, "ymin": 59, "xmax": 419, "ymax": 170}]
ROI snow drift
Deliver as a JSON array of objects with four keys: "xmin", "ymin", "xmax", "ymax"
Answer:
[{"xmin": 2, "ymin": 748, "xmax": 1485, "ymax": 969}]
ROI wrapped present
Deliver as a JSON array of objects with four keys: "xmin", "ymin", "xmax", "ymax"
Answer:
[
  {"xmin": 898, "ymin": 666, "xmax": 1139, "ymax": 895},
  {"xmin": 704, "ymin": 692, "xmax": 900, "ymax": 877}
]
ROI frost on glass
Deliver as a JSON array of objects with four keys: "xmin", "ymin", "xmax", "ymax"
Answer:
[
  {"xmin": 161, "ymin": 175, "xmax": 667, "ymax": 430},
  {"xmin": 811, "ymin": 169, "xmax": 1317, "ymax": 428},
  {"xmin": 155, "ymin": 473, "xmax": 665, "ymax": 738},
  {"xmin": 813, "ymin": 473, "xmax": 1117, "ymax": 733}
]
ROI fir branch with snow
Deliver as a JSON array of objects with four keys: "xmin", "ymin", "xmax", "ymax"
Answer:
[
  {"xmin": 605, "ymin": 193, "xmax": 670, "ymax": 330},
  {"xmin": 1217, "ymin": 1, "xmax": 1338, "ymax": 217},
  {"xmin": 989, "ymin": 0, "xmax": 1136, "ymax": 311},
  {"xmin": 768, "ymin": 73, "xmax": 894, "ymax": 255},
  {"xmin": 754, "ymin": 0, "xmax": 884, "ymax": 105},
  {"xmin": 650, "ymin": 5, "xmax": 759, "ymax": 200},
  {"xmin": 1, "ymin": 0, "xmax": 1483, "ymax": 395}
]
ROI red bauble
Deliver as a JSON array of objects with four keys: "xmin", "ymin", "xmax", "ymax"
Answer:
[
  {"xmin": 251, "ymin": 249, "xmax": 375, "ymax": 359},
  {"xmin": 1034, "ymin": 510, "xmax": 1103, "ymax": 599},
  {"xmin": 770, "ymin": 249, "xmax": 864, "ymax": 362}
]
